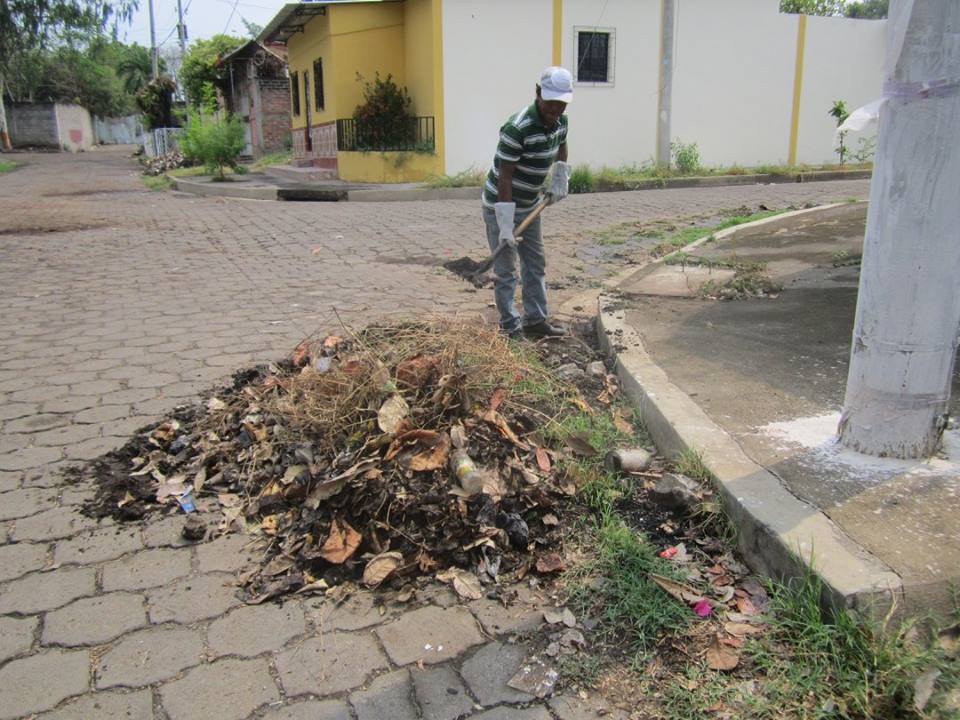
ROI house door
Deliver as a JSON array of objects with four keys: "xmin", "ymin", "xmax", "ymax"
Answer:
[
  {"xmin": 303, "ymin": 73, "xmax": 313, "ymax": 153},
  {"xmin": 238, "ymin": 93, "xmax": 253, "ymax": 157}
]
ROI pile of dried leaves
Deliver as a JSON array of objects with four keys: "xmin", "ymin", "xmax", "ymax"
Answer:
[
  {"xmin": 85, "ymin": 321, "xmax": 603, "ymax": 603},
  {"xmin": 140, "ymin": 151, "xmax": 194, "ymax": 176}
]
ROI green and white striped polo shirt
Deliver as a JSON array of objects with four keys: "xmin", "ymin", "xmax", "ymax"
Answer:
[{"xmin": 482, "ymin": 103, "xmax": 569, "ymax": 209}]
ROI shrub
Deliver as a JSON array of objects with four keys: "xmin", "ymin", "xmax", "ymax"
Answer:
[
  {"xmin": 671, "ymin": 139, "xmax": 701, "ymax": 174},
  {"xmin": 352, "ymin": 73, "xmax": 423, "ymax": 151},
  {"xmin": 136, "ymin": 76, "xmax": 177, "ymax": 130},
  {"xmin": 569, "ymin": 164, "xmax": 595, "ymax": 193},
  {"xmin": 180, "ymin": 112, "xmax": 246, "ymax": 180}
]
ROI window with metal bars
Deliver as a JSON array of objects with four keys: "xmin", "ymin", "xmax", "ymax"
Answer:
[
  {"xmin": 313, "ymin": 59, "xmax": 325, "ymax": 111},
  {"xmin": 576, "ymin": 30, "xmax": 612, "ymax": 83},
  {"xmin": 290, "ymin": 71, "xmax": 301, "ymax": 116}
]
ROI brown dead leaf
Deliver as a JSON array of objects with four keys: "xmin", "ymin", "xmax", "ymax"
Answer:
[
  {"xmin": 483, "ymin": 410, "xmax": 529, "ymax": 449},
  {"xmin": 536, "ymin": 553, "xmax": 565, "ymax": 574},
  {"xmin": 565, "ymin": 431, "xmax": 598, "ymax": 456},
  {"xmin": 535, "ymin": 447, "xmax": 551, "ymax": 472},
  {"xmin": 452, "ymin": 570, "xmax": 483, "ymax": 600},
  {"xmin": 386, "ymin": 429, "xmax": 442, "ymax": 461},
  {"xmin": 542, "ymin": 513, "xmax": 559, "ymax": 526},
  {"xmin": 649, "ymin": 573, "xmax": 704, "ymax": 605},
  {"xmin": 407, "ymin": 433, "xmax": 452, "ymax": 472},
  {"xmin": 396, "ymin": 354, "xmax": 440, "ymax": 388},
  {"xmin": 706, "ymin": 634, "xmax": 740, "ymax": 671},
  {"xmin": 291, "ymin": 341, "xmax": 311, "ymax": 367},
  {"xmin": 736, "ymin": 596, "xmax": 758, "ymax": 616},
  {"xmin": 322, "ymin": 335, "xmax": 342, "ymax": 348},
  {"xmin": 724, "ymin": 621, "xmax": 765, "ymax": 637},
  {"xmin": 489, "ymin": 386, "xmax": 507, "ymax": 413},
  {"xmin": 377, "ymin": 394, "xmax": 409, "ymax": 434},
  {"xmin": 612, "ymin": 408, "xmax": 633, "ymax": 435},
  {"xmin": 318, "ymin": 519, "xmax": 362, "ymax": 564},
  {"xmin": 362, "ymin": 551, "xmax": 403, "ymax": 588}
]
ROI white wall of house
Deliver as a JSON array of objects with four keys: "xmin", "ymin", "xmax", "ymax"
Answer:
[
  {"xmin": 441, "ymin": 0, "xmax": 553, "ymax": 175},
  {"xmin": 799, "ymin": 15, "xmax": 886, "ymax": 165},
  {"xmin": 560, "ymin": 0, "xmax": 661, "ymax": 168},
  {"xmin": 439, "ymin": 0, "xmax": 886, "ymax": 175},
  {"xmin": 672, "ymin": 0, "xmax": 798, "ymax": 167}
]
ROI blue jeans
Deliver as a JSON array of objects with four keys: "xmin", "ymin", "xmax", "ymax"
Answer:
[{"xmin": 482, "ymin": 204, "xmax": 548, "ymax": 334}]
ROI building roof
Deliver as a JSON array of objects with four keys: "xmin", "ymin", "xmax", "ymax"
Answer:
[
  {"xmin": 259, "ymin": 1, "xmax": 399, "ymax": 44},
  {"xmin": 219, "ymin": 40, "xmax": 288, "ymax": 66}
]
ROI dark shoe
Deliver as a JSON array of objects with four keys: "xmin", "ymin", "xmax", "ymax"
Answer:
[
  {"xmin": 504, "ymin": 327, "xmax": 525, "ymax": 341},
  {"xmin": 524, "ymin": 320, "xmax": 566, "ymax": 338}
]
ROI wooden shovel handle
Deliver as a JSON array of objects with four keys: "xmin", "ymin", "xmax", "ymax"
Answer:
[{"xmin": 513, "ymin": 199, "xmax": 548, "ymax": 240}]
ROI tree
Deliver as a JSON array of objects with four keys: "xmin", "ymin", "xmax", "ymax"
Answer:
[
  {"xmin": 845, "ymin": 0, "xmax": 889, "ymax": 18},
  {"xmin": 0, "ymin": 0, "xmax": 137, "ymax": 149},
  {"xmin": 241, "ymin": 18, "xmax": 263, "ymax": 40},
  {"xmin": 179, "ymin": 34, "xmax": 245, "ymax": 109},
  {"xmin": 780, "ymin": 0, "xmax": 846, "ymax": 14},
  {"xmin": 780, "ymin": 0, "xmax": 888, "ymax": 17},
  {"xmin": 117, "ymin": 44, "xmax": 164, "ymax": 96}
]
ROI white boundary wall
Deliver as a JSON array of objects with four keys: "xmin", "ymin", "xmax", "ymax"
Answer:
[
  {"xmin": 561, "ymin": 0, "xmax": 661, "ymax": 168},
  {"xmin": 440, "ymin": 0, "xmax": 887, "ymax": 174},
  {"xmin": 799, "ymin": 15, "xmax": 886, "ymax": 164},
  {"xmin": 441, "ymin": 0, "xmax": 552, "ymax": 176},
  {"xmin": 672, "ymin": 0, "xmax": 798, "ymax": 167}
]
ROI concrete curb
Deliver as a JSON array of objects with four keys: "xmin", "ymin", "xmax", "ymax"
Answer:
[
  {"xmin": 169, "ymin": 170, "xmax": 869, "ymax": 203},
  {"xmin": 597, "ymin": 207, "xmax": 904, "ymax": 615},
  {"xmin": 169, "ymin": 176, "xmax": 277, "ymax": 201}
]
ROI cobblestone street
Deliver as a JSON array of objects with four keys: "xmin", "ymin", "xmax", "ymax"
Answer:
[{"xmin": 0, "ymin": 147, "xmax": 871, "ymax": 719}]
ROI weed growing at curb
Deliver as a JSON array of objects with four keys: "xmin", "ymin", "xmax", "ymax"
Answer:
[
  {"xmin": 0, "ymin": 160, "xmax": 17, "ymax": 173},
  {"xmin": 425, "ymin": 167, "xmax": 486, "ymax": 188},
  {"xmin": 141, "ymin": 174, "xmax": 172, "ymax": 191}
]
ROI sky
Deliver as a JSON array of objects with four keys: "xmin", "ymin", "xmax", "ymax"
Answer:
[{"xmin": 122, "ymin": 0, "xmax": 291, "ymax": 51}]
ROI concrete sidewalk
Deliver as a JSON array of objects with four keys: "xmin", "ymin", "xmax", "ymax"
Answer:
[{"xmin": 599, "ymin": 202, "xmax": 959, "ymax": 620}]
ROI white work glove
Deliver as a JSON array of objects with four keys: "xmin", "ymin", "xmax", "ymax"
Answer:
[
  {"xmin": 546, "ymin": 161, "xmax": 570, "ymax": 205},
  {"xmin": 494, "ymin": 201, "xmax": 517, "ymax": 248}
]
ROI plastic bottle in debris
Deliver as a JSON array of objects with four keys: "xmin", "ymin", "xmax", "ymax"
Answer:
[{"xmin": 450, "ymin": 448, "xmax": 485, "ymax": 495}]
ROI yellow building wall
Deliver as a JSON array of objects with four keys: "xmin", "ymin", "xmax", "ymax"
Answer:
[
  {"xmin": 338, "ymin": 150, "xmax": 440, "ymax": 182},
  {"xmin": 403, "ymin": 0, "xmax": 435, "ymax": 118},
  {"xmin": 287, "ymin": 13, "xmax": 334, "ymax": 128},
  {"xmin": 284, "ymin": 0, "xmax": 443, "ymax": 182}
]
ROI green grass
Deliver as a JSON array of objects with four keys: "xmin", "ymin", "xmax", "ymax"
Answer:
[
  {"xmin": 655, "ymin": 208, "xmax": 788, "ymax": 258},
  {"xmin": 664, "ymin": 570, "xmax": 960, "ymax": 720},
  {"xmin": 568, "ymin": 162, "xmax": 873, "ymax": 194},
  {"xmin": 424, "ymin": 167, "xmax": 486, "ymax": 188},
  {"xmin": 0, "ymin": 160, "xmax": 17, "ymax": 173},
  {"xmin": 247, "ymin": 151, "xmax": 292, "ymax": 172},
  {"xmin": 141, "ymin": 174, "xmax": 172, "ymax": 191}
]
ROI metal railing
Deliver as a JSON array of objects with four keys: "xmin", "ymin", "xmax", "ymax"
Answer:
[
  {"xmin": 143, "ymin": 127, "xmax": 185, "ymax": 157},
  {"xmin": 336, "ymin": 116, "xmax": 435, "ymax": 152}
]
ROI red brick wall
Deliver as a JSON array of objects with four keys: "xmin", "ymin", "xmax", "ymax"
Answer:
[{"xmin": 259, "ymin": 78, "xmax": 292, "ymax": 154}]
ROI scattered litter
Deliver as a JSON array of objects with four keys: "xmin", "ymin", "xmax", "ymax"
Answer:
[
  {"xmin": 82, "ymin": 321, "xmax": 594, "ymax": 602},
  {"xmin": 508, "ymin": 656, "xmax": 559, "ymax": 698},
  {"xmin": 605, "ymin": 448, "xmax": 652, "ymax": 473}
]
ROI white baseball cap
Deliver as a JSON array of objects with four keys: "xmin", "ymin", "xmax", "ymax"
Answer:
[{"xmin": 538, "ymin": 66, "xmax": 573, "ymax": 103}]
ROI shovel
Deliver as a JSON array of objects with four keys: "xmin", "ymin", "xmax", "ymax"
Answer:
[{"xmin": 444, "ymin": 199, "xmax": 548, "ymax": 287}]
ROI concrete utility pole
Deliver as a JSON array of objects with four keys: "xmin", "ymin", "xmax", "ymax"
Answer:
[
  {"xmin": 656, "ymin": 0, "xmax": 675, "ymax": 168},
  {"xmin": 176, "ymin": 0, "xmax": 187, "ymax": 56},
  {"xmin": 839, "ymin": 0, "xmax": 960, "ymax": 458},
  {"xmin": 148, "ymin": 0, "xmax": 159, "ymax": 79}
]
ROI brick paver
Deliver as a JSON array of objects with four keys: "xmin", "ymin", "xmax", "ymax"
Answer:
[{"xmin": 0, "ymin": 148, "xmax": 871, "ymax": 718}]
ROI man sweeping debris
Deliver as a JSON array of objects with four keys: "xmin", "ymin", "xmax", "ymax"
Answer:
[{"xmin": 483, "ymin": 66, "xmax": 572, "ymax": 339}]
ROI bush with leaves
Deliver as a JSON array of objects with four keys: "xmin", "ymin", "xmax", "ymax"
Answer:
[
  {"xmin": 180, "ymin": 34, "xmax": 245, "ymax": 110},
  {"xmin": 671, "ymin": 139, "xmax": 701, "ymax": 174},
  {"xmin": 352, "ymin": 73, "xmax": 421, "ymax": 151},
  {"xmin": 136, "ymin": 76, "xmax": 177, "ymax": 129},
  {"xmin": 829, "ymin": 99, "xmax": 850, "ymax": 166},
  {"xmin": 180, "ymin": 111, "xmax": 246, "ymax": 180}
]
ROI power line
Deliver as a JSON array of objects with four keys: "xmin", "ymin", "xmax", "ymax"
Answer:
[{"xmin": 223, "ymin": 0, "xmax": 241, "ymax": 34}]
